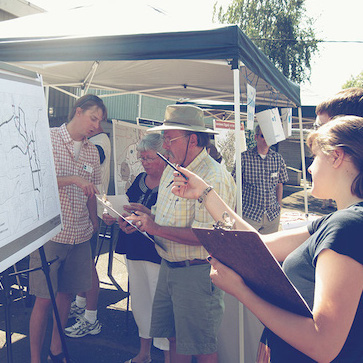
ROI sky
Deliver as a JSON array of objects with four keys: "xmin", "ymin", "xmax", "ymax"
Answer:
[{"xmin": 29, "ymin": 0, "xmax": 363, "ymax": 106}]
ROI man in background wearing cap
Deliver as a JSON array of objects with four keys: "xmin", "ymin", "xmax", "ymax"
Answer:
[{"xmin": 129, "ymin": 105, "xmax": 236, "ymax": 362}]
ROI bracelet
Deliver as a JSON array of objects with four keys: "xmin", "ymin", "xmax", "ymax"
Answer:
[{"xmin": 197, "ymin": 185, "xmax": 214, "ymax": 205}]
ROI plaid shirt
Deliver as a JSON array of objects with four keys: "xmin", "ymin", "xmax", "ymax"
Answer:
[
  {"xmin": 153, "ymin": 148, "xmax": 236, "ymax": 262},
  {"xmin": 51, "ymin": 123, "xmax": 101, "ymax": 244},
  {"xmin": 233, "ymin": 147, "xmax": 288, "ymax": 222}
]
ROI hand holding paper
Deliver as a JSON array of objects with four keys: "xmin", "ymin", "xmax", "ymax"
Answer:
[
  {"xmin": 97, "ymin": 194, "xmax": 166, "ymax": 251},
  {"xmin": 124, "ymin": 202, "xmax": 152, "ymax": 216},
  {"xmin": 96, "ymin": 194, "xmax": 130, "ymax": 218}
]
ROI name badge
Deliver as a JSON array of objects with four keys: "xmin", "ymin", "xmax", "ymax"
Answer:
[
  {"xmin": 271, "ymin": 172, "xmax": 278, "ymax": 178},
  {"xmin": 83, "ymin": 164, "xmax": 93, "ymax": 173}
]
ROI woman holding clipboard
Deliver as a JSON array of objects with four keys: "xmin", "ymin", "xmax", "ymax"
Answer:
[{"xmin": 171, "ymin": 116, "xmax": 363, "ymax": 362}]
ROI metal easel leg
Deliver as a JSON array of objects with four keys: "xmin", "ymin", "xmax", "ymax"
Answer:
[
  {"xmin": 38, "ymin": 246, "xmax": 71, "ymax": 363},
  {"xmin": 1, "ymin": 268, "xmax": 14, "ymax": 363}
]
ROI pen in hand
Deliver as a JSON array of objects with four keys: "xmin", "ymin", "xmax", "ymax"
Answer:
[{"xmin": 156, "ymin": 152, "xmax": 189, "ymax": 180}]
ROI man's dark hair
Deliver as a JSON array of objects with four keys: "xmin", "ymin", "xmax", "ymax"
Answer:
[
  {"xmin": 69, "ymin": 94, "xmax": 107, "ymax": 122},
  {"xmin": 315, "ymin": 87, "xmax": 363, "ymax": 118}
]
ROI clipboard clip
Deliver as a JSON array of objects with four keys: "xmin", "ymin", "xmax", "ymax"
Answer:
[{"xmin": 213, "ymin": 211, "xmax": 235, "ymax": 230}]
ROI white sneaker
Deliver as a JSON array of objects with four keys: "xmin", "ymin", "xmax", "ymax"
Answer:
[
  {"xmin": 65, "ymin": 315, "xmax": 102, "ymax": 338},
  {"xmin": 68, "ymin": 300, "xmax": 85, "ymax": 319}
]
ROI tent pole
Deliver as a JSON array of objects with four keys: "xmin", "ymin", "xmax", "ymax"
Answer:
[
  {"xmin": 44, "ymin": 85, "xmax": 49, "ymax": 109},
  {"xmin": 138, "ymin": 94, "xmax": 142, "ymax": 120},
  {"xmin": 49, "ymin": 85, "xmax": 78, "ymax": 99},
  {"xmin": 298, "ymin": 107, "xmax": 309, "ymax": 215},
  {"xmin": 233, "ymin": 67, "xmax": 245, "ymax": 363},
  {"xmin": 233, "ymin": 74, "xmax": 242, "ymax": 216},
  {"xmin": 84, "ymin": 61, "xmax": 100, "ymax": 94}
]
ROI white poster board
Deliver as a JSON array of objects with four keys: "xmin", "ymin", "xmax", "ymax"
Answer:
[
  {"xmin": 112, "ymin": 119, "xmax": 148, "ymax": 195},
  {"xmin": 281, "ymin": 107, "xmax": 293, "ymax": 137},
  {"xmin": 256, "ymin": 107, "xmax": 286, "ymax": 146},
  {"xmin": 0, "ymin": 64, "xmax": 62, "ymax": 273}
]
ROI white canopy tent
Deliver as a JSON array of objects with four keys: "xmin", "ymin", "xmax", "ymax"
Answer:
[
  {"xmin": 0, "ymin": 2, "xmax": 309, "ymax": 360},
  {"xmin": 0, "ymin": 0, "xmax": 308, "ymax": 209}
]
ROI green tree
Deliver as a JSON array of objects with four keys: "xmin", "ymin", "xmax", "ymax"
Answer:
[
  {"xmin": 343, "ymin": 71, "xmax": 363, "ymax": 89},
  {"xmin": 214, "ymin": 0, "xmax": 319, "ymax": 83}
]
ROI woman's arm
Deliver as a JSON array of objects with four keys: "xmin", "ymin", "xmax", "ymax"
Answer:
[
  {"xmin": 172, "ymin": 166, "xmax": 254, "ymax": 230},
  {"xmin": 210, "ymin": 250, "xmax": 362, "ymax": 362},
  {"xmin": 172, "ymin": 166, "xmax": 310, "ymax": 261},
  {"xmin": 263, "ymin": 227, "xmax": 310, "ymax": 262}
]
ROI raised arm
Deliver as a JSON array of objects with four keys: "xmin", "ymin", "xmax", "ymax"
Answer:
[
  {"xmin": 171, "ymin": 166, "xmax": 253, "ymax": 231},
  {"xmin": 172, "ymin": 166, "xmax": 310, "ymax": 261}
]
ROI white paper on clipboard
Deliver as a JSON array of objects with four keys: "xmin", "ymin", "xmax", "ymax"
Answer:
[
  {"xmin": 96, "ymin": 194, "xmax": 129, "ymax": 218},
  {"xmin": 96, "ymin": 194, "xmax": 166, "ymax": 251}
]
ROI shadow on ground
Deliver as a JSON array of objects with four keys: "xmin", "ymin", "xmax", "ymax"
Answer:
[{"xmin": 0, "ymin": 252, "xmax": 165, "ymax": 363}]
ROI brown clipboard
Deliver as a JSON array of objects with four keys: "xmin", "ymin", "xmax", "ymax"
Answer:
[{"xmin": 193, "ymin": 227, "xmax": 313, "ymax": 318}]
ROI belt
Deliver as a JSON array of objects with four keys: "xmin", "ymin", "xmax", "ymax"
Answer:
[{"xmin": 164, "ymin": 259, "xmax": 209, "ymax": 268}]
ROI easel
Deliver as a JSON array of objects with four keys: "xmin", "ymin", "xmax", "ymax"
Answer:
[{"xmin": 0, "ymin": 246, "xmax": 71, "ymax": 363}]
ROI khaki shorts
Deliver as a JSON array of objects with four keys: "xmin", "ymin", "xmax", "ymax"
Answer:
[
  {"xmin": 150, "ymin": 259, "xmax": 224, "ymax": 355},
  {"xmin": 29, "ymin": 240, "xmax": 92, "ymax": 299}
]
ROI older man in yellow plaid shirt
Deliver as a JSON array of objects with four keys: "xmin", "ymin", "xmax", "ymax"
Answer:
[{"xmin": 129, "ymin": 104, "xmax": 236, "ymax": 363}]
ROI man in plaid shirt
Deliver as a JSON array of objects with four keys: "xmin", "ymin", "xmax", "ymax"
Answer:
[
  {"xmin": 127, "ymin": 105, "xmax": 236, "ymax": 362},
  {"xmin": 29, "ymin": 95, "xmax": 107, "ymax": 363},
  {"xmin": 233, "ymin": 124, "xmax": 288, "ymax": 234}
]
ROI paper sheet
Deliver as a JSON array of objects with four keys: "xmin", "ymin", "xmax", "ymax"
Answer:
[{"xmin": 96, "ymin": 194, "xmax": 166, "ymax": 251}]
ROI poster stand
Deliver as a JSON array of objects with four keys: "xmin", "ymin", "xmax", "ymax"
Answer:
[{"xmin": 0, "ymin": 247, "xmax": 71, "ymax": 363}]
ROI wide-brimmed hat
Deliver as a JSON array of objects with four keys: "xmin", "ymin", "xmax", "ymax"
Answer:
[{"xmin": 149, "ymin": 104, "xmax": 218, "ymax": 134}]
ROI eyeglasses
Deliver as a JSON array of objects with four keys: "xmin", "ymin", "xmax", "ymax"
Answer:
[
  {"xmin": 162, "ymin": 134, "xmax": 188, "ymax": 146},
  {"xmin": 139, "ymin": 156, "xmax": 159, "ymax": 163}
]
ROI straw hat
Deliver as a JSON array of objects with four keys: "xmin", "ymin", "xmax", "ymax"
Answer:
[{"xmin": 149, "ymin": 104, "xmax": 218, "ymax": 134}]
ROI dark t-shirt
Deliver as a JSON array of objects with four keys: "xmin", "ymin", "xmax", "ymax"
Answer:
[
  {"xmin": 115, "ymin": 172, "xmax": 161, "ymax": 264},
  {"xmin": 262, "ymin": 202, "xmax": 363, "ymax": 362}
]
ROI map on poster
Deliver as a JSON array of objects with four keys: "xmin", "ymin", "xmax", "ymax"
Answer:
[
  {"xmin": 113, "ymin": 120, "xmax": 148, "ymax": 195},
  {"xmin": 0, "ymin": 66, "xmax": 61, "ymax": 273}
]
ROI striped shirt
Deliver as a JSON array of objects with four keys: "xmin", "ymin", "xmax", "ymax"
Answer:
[
  {"xmin": 51, "ymin": 123, "xmax": 101, "ymax": 244},
  {"xmin": 153, "ymin": 148, "xmax": 236, "ymax": 262},
  {"xmin": 233, "ymin": 147, "xmax": 288, "ymax": 222}
]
